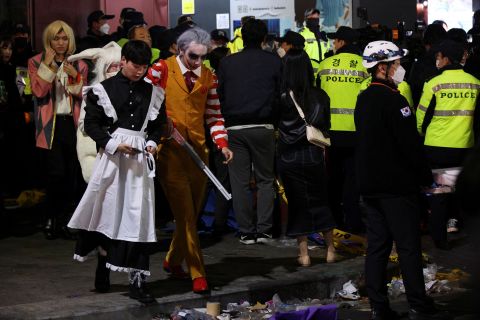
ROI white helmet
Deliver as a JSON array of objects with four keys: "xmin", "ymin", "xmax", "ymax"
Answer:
[{"xmin": 362, "ymin": 40, "xmax": 408, "ymax": 69}]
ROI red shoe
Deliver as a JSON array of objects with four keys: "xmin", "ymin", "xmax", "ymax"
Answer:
[
  {"xmin": 162, "ymin": 260, "xmax": 189, "ymax": 279},
  {"xmin": 192, "ymin": 277, "xmax": 209, "ymax": 293}
]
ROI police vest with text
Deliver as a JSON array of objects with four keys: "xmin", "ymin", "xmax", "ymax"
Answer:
[
  {"xmin": 318, "ymin": 52, "xmax": 369, "ymax": 132},
  {"xmin": 416, "ymin": 69, "xmax": 480, "ymax": 148},
  {"xmin": 299, "ymin": 27, "xmax": 331, "ymax": 73}
]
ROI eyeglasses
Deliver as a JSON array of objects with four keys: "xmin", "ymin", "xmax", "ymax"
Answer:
[{"xmin": 188, "ymin": 52, "xmax": 207, "ymax": 61}]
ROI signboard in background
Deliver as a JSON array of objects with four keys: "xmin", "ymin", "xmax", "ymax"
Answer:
[
  {"xmin": 295, "ymin": 0, "xmax": 352, "ymax": 33},
  {"xmin": 229, "ymin": 0, "xmax": 296, "ymax": 37},
  {"xmin": 229, "ymin": 0, "xmax": 352, "ymax": 39},
  {"xmin": 182, "ymin": 0, "xmax": 195, "ymax": 15},
  {"xmin": 216, "ymin": 13, "xmax": 230, "ymax": 29},
  {"xmin": 428, "ymin": 0, "xmax": 473, "ymax": 30}
]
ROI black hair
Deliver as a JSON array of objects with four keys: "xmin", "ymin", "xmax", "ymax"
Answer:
[
  {"xmin": 242, "ymin": 19, "xmax": 267, "ymax": 48},
  {"xmin": 423, "ymin": 23, "xmax": 447, "ymax": 46},
  {"xmin": 0, "ymin": 35, "xmax": 13, "ymax": 49},
  {"xmin": 122, "ymin": 40, "xmax": 151, "ymax": 65},
  {"xmin": 281, "ymin": 49, "xmax": 314, "ymax": 107},
  {"xmin": 208, "ymin": 46, "xmax": 229, "ymax": 71}
]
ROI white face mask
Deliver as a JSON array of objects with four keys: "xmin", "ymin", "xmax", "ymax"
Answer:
[
  {"xmin": 105, "ymin": 71, "xmax": 118, "ymax": 79},
  {"xmin": 435, "ymin": 59, "xmax": 441, "ymax": 69},
  {"xmin": 99, "ymin": 23, "xmax": 110, "ymax": 35},
  {"xmin": 277, "ymin": 47, "xmax": 286, "ymax": 58},
  {"xmin": 391, "ymin": 65, "xmax": 406, "ymax": 85}
]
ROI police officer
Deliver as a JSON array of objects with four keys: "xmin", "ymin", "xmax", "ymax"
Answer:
[
  {"xmin": 356, "ymin": 40, "xmax": 450, "ymax": 320},
  {"xmin": 317, "ymin": 26, "xmax": 368, "ymax": 232},
  {"xmin": 416, "ymin": 39, "xmax": 480, "ymax": 249},
  {"xmin": 299, "ymin": 8, "xmax": 331, "ymax": 73}
]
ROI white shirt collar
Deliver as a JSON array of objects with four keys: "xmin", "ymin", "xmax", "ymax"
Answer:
[{"xmin": 176, "ymin": 55, "xmax": 201, "ymax": 78}]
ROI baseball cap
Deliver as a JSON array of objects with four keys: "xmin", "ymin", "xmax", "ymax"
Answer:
[
  {"xmin": 123, "ymin": 11, "xmax": 147, "ymax": 28},
  {"xmin": 15, "ymin": 23, "xmax": 30, "ymax": 34},
  {"xmin": 327, "ymin": 26, "xmax": 359, "ymax": 43},
  {"xmin": 277, "ymin": 31, "xmax": 305, "ymax": 48},
  {"xmin": 120, "ymin": 7, "xmax": 136, "ymax": 19},
  {"xmin": 88, "ymin": 10, "xmax": 115, "ymax": 25},
  {"xmin": 211, "ymin": 29, "xmax": 229, "ymax": 42},
  {"xmin": 177, "ymin": 15, "xmax": 196, "ymax": 26}
]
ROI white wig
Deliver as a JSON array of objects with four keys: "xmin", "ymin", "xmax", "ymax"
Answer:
[{"xmin": 68, "ymin": 41, "xmax": 122, "ymax": 84}]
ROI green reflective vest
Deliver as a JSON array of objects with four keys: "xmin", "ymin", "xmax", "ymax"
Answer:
[
  {"xmin": 318, "ymin": 52, "xmax": 368, "ymax": 131},
  {"xmin": 227, "ymin": 28, "xmax": 243, "ymax": 54},
  {"xmin": 417, "ymin": 69, "xmax": 480, "ymax": 148},
  {"xmin": 299, "ymin": 27, "xmax": 331, "ymax": 73}
]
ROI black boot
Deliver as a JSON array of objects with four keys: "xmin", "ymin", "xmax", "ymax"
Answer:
[
  {"xmin": 128, "ymin": 271, "xmax": 155, "ymax": 303},
  {"xmin": 94, "ymin": 254, "xmax": 110, "ymax": 293},
  {"xmin": 43, "ymin": 218, "xmax": 57, "ymax": 240}
]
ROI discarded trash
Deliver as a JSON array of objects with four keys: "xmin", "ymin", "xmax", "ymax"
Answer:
[
  {"xmin": 336, "ymin": 280, "xmax": 360, "ymax": 300},
  {"xmin": 388, "ymin": 278, "xmax": 405, "ymax": 298},
  {"xmin": 423, "ymin": 264, "xmax": 438, "ymax": 282}
]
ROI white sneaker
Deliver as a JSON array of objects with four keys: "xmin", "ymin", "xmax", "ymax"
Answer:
[
  {"xmin": 447, "ymin": 218, "xmax": 459, "ymax": 233},
  {"xmin": 256, "ymin": 233, "xmax": 273, "ymax": 244}
]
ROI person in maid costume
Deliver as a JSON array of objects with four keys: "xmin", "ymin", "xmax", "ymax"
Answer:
[{"xmin": 67, "ymin": 40, "xmax": 170, "ymax": 303}]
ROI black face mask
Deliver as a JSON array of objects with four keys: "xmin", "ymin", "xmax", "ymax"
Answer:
[
  {"xmin": 14, "ymin": 37, "xmax": 28, "ymax": 49},
  {"xmin": 306, "ymin": 18, "xmax": 320, "ymax": 30}
]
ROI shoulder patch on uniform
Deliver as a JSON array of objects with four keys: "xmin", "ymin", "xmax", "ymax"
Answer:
[{"xmin": 400, "ymin": 106, "xmax": 412, "ymax": 117}]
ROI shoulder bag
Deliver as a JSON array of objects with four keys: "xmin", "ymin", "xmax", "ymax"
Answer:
[{"xmin": 289, "ymin": 90, "xmax": 331, "ymax": 147}]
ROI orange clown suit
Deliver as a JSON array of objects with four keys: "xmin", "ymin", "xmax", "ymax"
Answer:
[{"xmin": 152, "ymin": 56, "xmax": 228, "ymax": 281}]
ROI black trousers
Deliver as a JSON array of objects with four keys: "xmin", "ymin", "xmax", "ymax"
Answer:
[
  {"xmin": 424, "ymin": 146, "xmax": 468, "ymax": 244},
  {"xmin": 364, "ymin": 195, "xmax": 433, "ymax": 312},
  {"xmin": 212, "ymin": 148, "xmax": 232, "ymax": 231},
  {"xmin": 327, "ymin": 146, "xmax": 364, "ymax": 232},
  {"xmin": 44, "ymin": 115, "xmax": 82, "ymax": 222}
]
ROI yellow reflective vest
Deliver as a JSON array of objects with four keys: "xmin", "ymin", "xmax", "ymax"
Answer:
[
  {"xmin": 299, "ymin": 27, "xmax": 331, "ymax": 73},
  {"xmin": 417, "ymin": 68, "xmax": 480, "ymax": 148},
  {"xmin": 318, "ymin": 52, "xmax": 369, "ymax": 131},
  {"xmin": 227, "ymin": 28, "xmax": 243, "ymax": 54}
]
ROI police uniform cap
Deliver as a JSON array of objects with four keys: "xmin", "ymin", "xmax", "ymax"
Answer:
[
  {"xmin": 327, "ymin": 26, "xmax": 359, "ymax": 43},
  {"xmin": 276, "ymin": 31, "xmax": 305, "ymax": 48}
]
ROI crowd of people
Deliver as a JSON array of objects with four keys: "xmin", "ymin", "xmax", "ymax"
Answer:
[{"xmin": 1, "ymin": 5, "xmax": 480, "ymax": 319}]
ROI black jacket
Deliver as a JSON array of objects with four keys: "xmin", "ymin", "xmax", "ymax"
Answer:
[
  {"xmin": 354, "ymin": 78, "xmax": 432, "ymax": 197},
  {"xmin": 407, "ymin": 49, "xmax": 439, "ymax": 107},
  {"xmin": 278, "ymin": 87, "xmax": 330, "ymax": 152},
  {"xmin": 217, "ymin": 47, "xmax": 282, "ymax": 127}
]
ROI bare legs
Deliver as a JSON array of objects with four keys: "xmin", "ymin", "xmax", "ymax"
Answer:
[{"xmin": 296, "ymin": 230, "xmax": 336, "ymax": 266}]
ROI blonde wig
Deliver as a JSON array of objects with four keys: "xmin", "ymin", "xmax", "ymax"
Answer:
[{"xmin": 42, "ymin": 20, "xmax": 76, "ymax": 55}]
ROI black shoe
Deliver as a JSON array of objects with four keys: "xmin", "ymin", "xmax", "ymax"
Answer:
[
  {"xmin": 129, "ymin": 282, "xmax": 155, "ymax": 303},
  {"xmin": 239, "ymin": 233, "xmax": 256, "ymax": 245},
  {"xmin": 408, "ymin": 308, "xmax": 452, "ymax": 320},
  {"xmin": 94, "ymin": 255, "xmax": 110, "ymax": 293},
  {"xmin": 370, "ymin": 308, "xmax": 400, "ymax": 320},
  {"xmin": 43, "ymin": 218, "xmax": 57, "ymax": 240}
]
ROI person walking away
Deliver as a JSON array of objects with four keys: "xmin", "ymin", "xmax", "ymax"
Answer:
[
  {"xmin": 217, "ymin": 18, "xmax": 282, "ymax": 245},
  {"xmin": 416, "ymin": 39, "xmax": 480, "ymax": 249},
  {"xmin": 317, "ymin": 26, "xmax": 369, "ymax": 232},
  {"xmin": 277, "ymin": 49, "xmax": 336, "ymax": 267}
]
